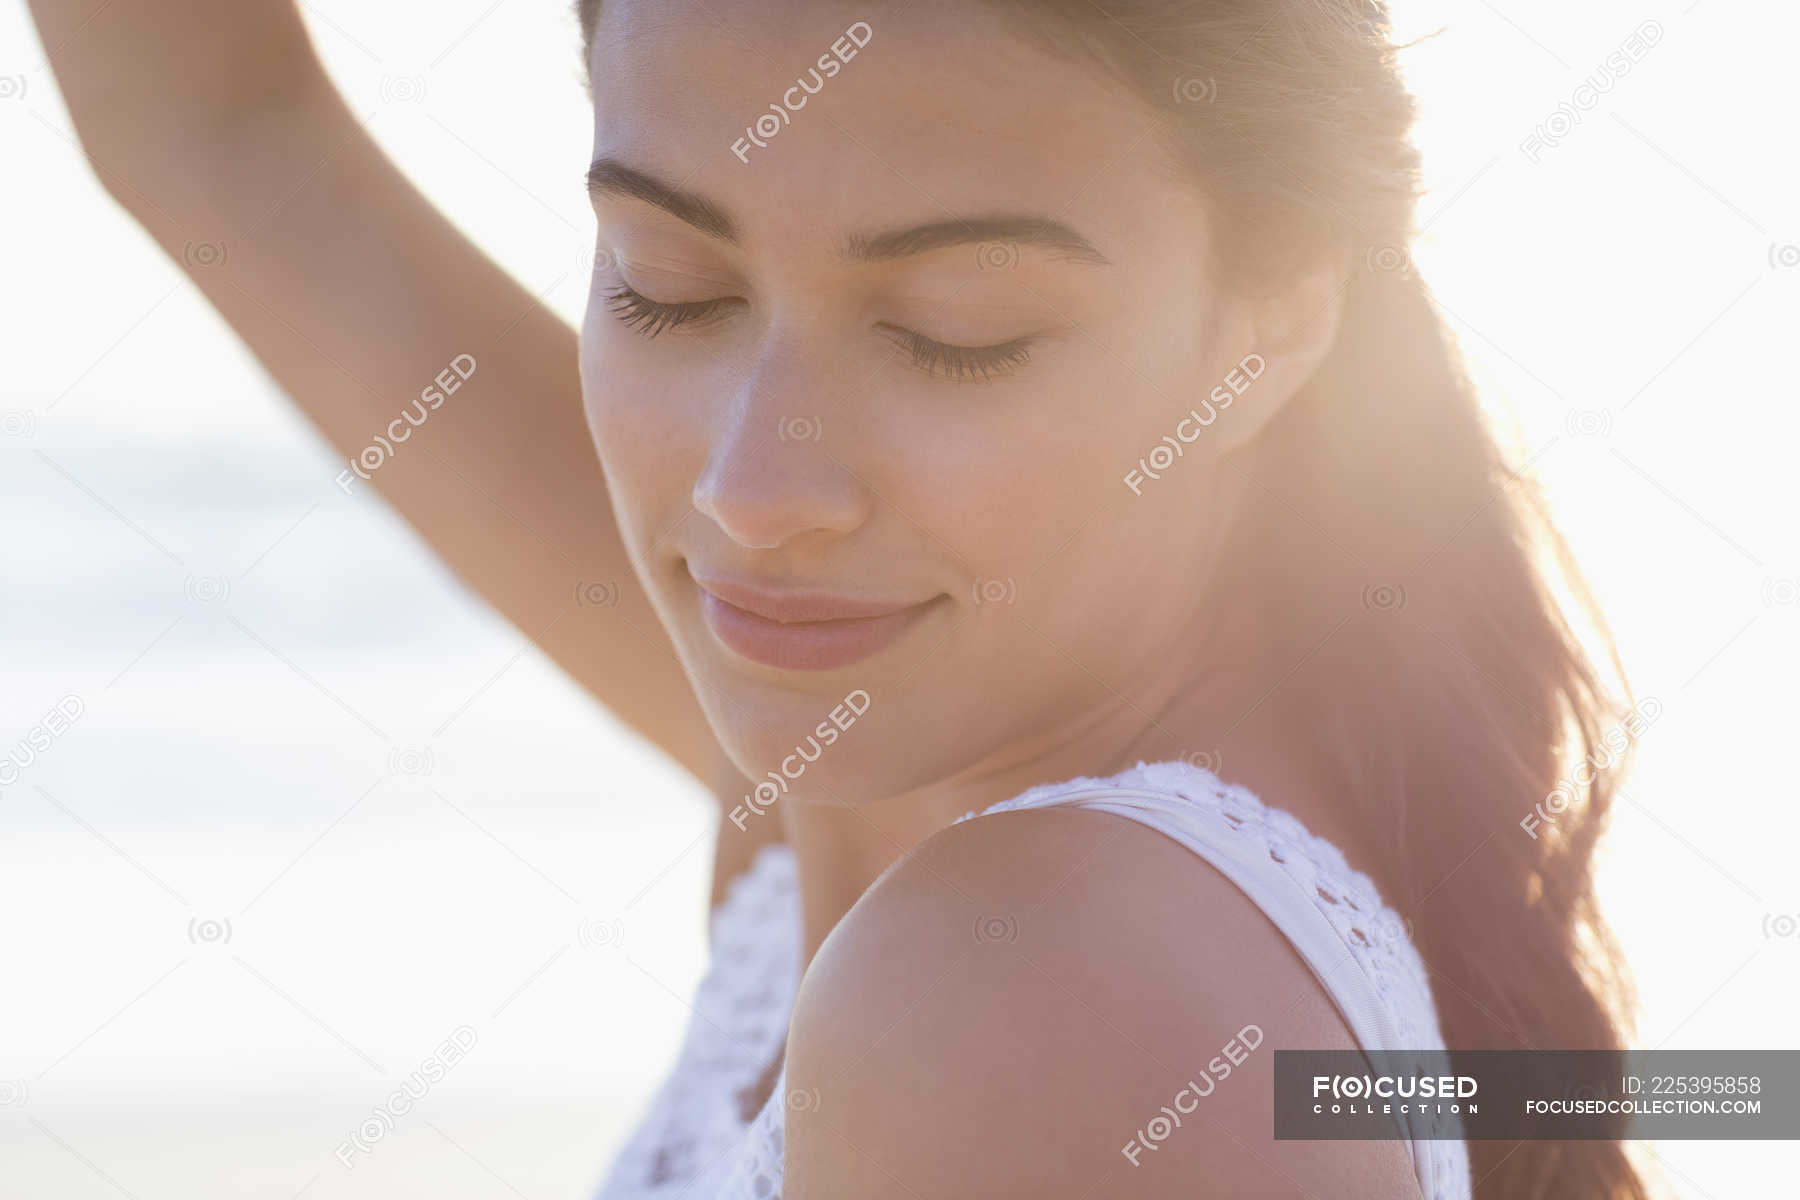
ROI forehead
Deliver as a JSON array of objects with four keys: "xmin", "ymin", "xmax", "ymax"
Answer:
[{"xmin": 586, "ymin": 0, "xmax": 1202, "ymax": 264}]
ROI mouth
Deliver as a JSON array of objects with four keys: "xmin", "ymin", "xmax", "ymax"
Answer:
[{"xmin": 690, "ymin": 570, "xmax": 943, "ymax": 672}]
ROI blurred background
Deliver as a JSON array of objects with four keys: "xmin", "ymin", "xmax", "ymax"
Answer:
[{"xmin": 1, "ymin": 1, "xmax": 1794, "ymax": 1197}]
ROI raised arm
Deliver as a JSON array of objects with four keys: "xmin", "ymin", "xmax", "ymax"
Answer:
[{"xmin": 28, "ymin": 0, "xmax": 738, "ymax": 799}]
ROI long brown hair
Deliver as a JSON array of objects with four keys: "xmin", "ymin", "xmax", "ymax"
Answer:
[{"xmin": 575, "ymin": 2, "xmax": 1647, "ymax": 1195}]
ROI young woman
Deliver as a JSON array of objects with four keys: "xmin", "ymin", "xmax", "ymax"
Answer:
[{"xmin": 34, "ymin": 0, "xmax": 1647, "ymax": 1195}]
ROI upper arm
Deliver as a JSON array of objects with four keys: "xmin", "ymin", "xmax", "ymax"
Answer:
[
  {"xmin": 62, "ymin": 51, "xmax": 720, "ymax": 783},
  {"xmin": 783, "ymin": 806, "xmax": 1422, "ymax": 1199}
]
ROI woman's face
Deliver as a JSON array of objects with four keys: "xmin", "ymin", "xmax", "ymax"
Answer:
[{"xmin": 579, "ymin": 0, "xmax": 1272, "ymax": 800}]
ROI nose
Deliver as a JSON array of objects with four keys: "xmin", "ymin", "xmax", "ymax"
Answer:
[{"xmin": 691, "ymin": 336, "xmax": 871, "ymax": 550}]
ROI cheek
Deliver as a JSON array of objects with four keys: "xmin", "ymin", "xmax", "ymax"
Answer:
[
  {"xmin": 940, "ymin": 348, "xmax": 1226, "ymax": 669},
  {"xmin": 909, "ymin": 345, "xmax": 1203, "ymax": 566},
  {"xmin": 578, "ymin": 319, "xmax": 705, "ymax": 530}
]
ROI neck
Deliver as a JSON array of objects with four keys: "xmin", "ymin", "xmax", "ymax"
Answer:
[{"xmin": 775, "ymin": 652, "xmax": 1348, "ymax": 969}]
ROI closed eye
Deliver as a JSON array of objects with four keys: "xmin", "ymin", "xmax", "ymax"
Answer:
[
  {"xmin": 604, "ymin": 282, "xmax": 1035, "ymax": 384},
  {"xmin": 604, "ymin": 283, "xmax": 733, "ymax": 337},
  {"xmin": 877, "ymin": 326, "xmax": 1035, "ymax": 383}
]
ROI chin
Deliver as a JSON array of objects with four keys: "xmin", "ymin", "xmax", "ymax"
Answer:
[{"xmin": 706, "ymin": 698, "xmax": 900, "ymax": 827}]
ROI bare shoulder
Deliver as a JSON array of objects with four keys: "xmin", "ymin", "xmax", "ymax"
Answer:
[{"xmin": 783, "ymin": 804, "xmax": 1422, "ymax": 1199}]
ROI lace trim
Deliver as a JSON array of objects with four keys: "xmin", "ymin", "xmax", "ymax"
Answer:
[
  {"xmin": 961, "ymin": 760, "xmax": 1433, "ymax": 1043},
  {"xmin": 593, "ymin": 841, "xmax": 799, "ymax": 1199}
]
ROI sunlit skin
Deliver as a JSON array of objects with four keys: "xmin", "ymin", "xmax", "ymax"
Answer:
[
  {"xmin": 579, "ymin": 0, "xmax": 1361, "ymax": 969},
  {"xmin": 24, "ymin": 0, "xmax": 1669, "ymax": 1191}
]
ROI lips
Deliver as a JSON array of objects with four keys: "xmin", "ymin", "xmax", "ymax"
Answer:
[{"xmin": 691, "ymin": 571, "xmax": 940, "ymax": 671}]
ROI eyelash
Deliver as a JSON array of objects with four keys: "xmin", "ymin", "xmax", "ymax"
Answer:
[
  {"xmin": 602, "ymin": 283, "xmax": 1034, "ymax": 383},
  {"xmin": 604, "ymin": 284, "xmax": 730, "ymax": 338},
  {"xmin": 881, "ymin": 328, "xmax": 1035, "ymax": 384}
]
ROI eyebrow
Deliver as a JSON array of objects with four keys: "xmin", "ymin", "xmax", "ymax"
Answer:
[{"xmin": 586, "ymin": 157, "xmax": 1112, "ymax": 267}]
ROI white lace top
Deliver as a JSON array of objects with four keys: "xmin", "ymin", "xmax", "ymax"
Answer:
[{"xmin": 592, "ymin": 759, "xmax": 1472, "ymax": 1200}]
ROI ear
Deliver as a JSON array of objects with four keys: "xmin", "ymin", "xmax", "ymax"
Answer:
[{"xmin": 1211, "ymin": 256, "xmax": 1349, "ymax": 457}]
